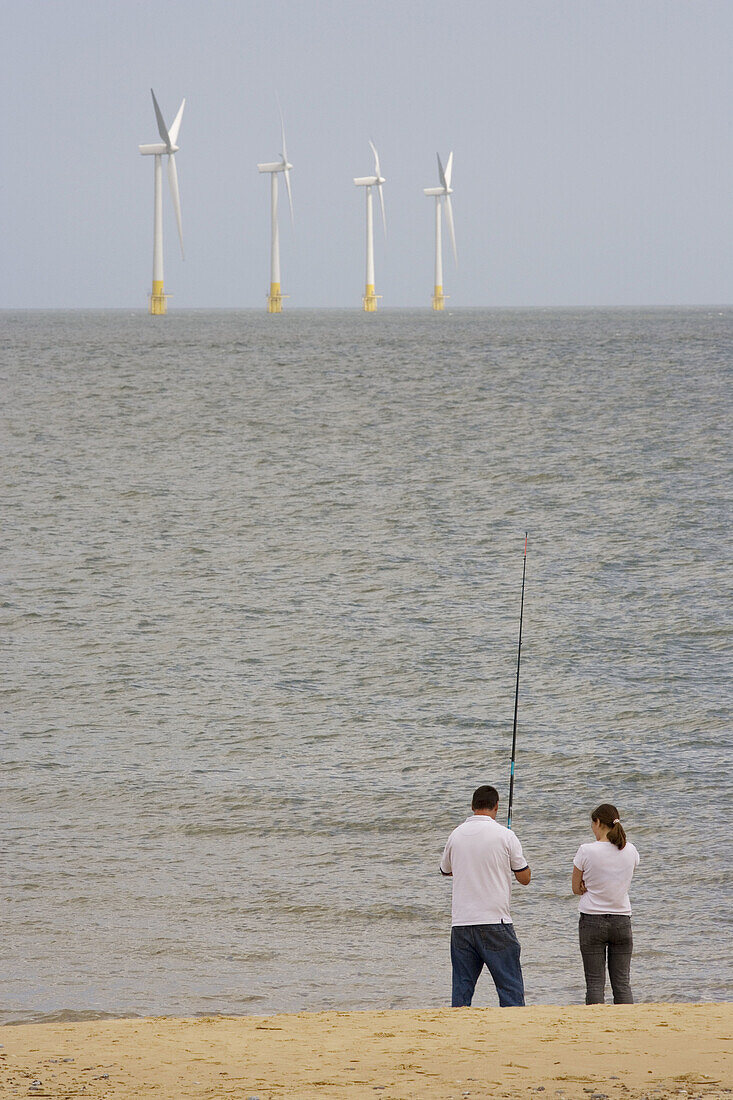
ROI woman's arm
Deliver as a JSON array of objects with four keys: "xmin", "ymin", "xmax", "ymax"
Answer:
[{"xmin": 572, "ymin": 864, "xmax": 587, "ymax": 895}]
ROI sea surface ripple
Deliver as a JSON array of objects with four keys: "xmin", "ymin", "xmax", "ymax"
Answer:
[{"xmin": 1, "ymin": 308, "xmax": 731, "ymax": 1022}]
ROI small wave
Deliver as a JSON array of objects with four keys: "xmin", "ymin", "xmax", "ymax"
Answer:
[{"xmin": 2, "ymin": 1008, "xmax": 142, "ymax": 1027}]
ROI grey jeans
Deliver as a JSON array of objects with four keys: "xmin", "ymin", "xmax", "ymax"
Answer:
[{"xmin": 578, "ymin": 913, "xmax": 634, "ymax": 1004}]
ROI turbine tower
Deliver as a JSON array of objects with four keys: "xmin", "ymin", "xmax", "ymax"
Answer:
[
  {"xmin": 423, "ymin": 152, "xmax": 456, "ymax": 311},
  {"xmin": 354, "ymin": 141, "xmax": 386, "ymax": 312},
  {"xmin": 257, "ymin": 114, "xmax": 293, "ymax": 313},
  {"xmin": 139, "ymin": 89, "xmax": 185, "ymax": 316}
]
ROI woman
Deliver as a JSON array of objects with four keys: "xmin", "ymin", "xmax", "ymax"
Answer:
[{"xmin": 572, "ymin": 803, "xmax": 640, "ymax": 1004}]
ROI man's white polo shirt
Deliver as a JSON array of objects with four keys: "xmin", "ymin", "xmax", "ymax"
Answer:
[{"xmin": 440, "ymin": 814, "xmax": 528, "ymax": 926}]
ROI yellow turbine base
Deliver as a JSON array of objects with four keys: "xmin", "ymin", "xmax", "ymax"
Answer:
[
  {"xmin": 363, "ymin": 283, "xmax": 379, "ymax": 312},
  {"xmin": 432, "ymin": 285, "xmax": 447, "ymax": 311},
  {"xmin": 149, "ymin": 280, "xmax": 167, "ymax": 315},
  {"xmin": 267, "ymin": 283, "xmax": 283, "ymax": 313},
  {"xmin": 148, "ymin": 279, "xmax": 167, "ymax": 314}
]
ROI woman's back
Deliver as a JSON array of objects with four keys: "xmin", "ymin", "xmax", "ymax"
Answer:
[{"xmin": 574, "ymin": 839, "xmax": 640, "ymax": 914}]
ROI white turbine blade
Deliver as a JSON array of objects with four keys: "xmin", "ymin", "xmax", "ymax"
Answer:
[
  {"xmin": 279, "ymin": 108, "xmax": 293, "ymax": 222},
  {"xmin": 437, "ymin": 152, "xmax": 447, "ymax": 191},
  {"xmin": 280, "ymin": 111, "xmax": 288, "ymax": 166},
  {"xmin": 444, "ymin": 193, "xmax": 457, "ymax": 264},
  {"xmin": 283, "ymin": 167, "xmax": 294, "ymax": 225},
  {"xmin": 369, "ymin": 139, "xmax": 381, "ymax": 180},
  {"xmin": 444, "ymin": 151, "xmax": 453, "ymax": 190},
  {"xmin": 151, "ymin": 89, "xmax": 171, "ymax": 148},
  {"xmin": 377, "ymin": 182, "xmax": 386, "ymax": 237},
  {"xmin": 167, "ymin": 154, "xmax": 184, "ymax": 258},
  {"xmin": 168, "ymin": 98, "xmax": 185, "ymax": 146}
]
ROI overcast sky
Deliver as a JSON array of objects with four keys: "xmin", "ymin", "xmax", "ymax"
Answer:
[{"xmin": 2, "ymin": 0, "xmax": 732, "ymax": 308}]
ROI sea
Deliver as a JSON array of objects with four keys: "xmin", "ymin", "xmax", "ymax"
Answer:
[{"xmin": 1, "ymin": 307, "xmax": 731, "ymax": 1024}]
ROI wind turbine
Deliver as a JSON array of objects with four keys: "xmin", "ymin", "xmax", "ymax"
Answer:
[
  {"xmin": 353, "ymin": 141, "xmax": 386, "ymax": 312},
  {"xmin": 139, "ymin": 90, "xmax": 185, "ymax": 315},
  {"xmin": 257, "ymin": 113, "xmax": 294, "ymax": 313},
  {"xmin": 424, "ymin": 152, "xmax": 457, "ymax": 311}
]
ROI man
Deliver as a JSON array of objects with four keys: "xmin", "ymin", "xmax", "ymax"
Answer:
[{"xmin": 440, "ymin": 784, "xmax": 531, "ymax": 1007}]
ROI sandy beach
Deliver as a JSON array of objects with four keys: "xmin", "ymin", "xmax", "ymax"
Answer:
[{"xmin": 0, "ymin": 1002, "xmax": 730, "ymax": 1099}]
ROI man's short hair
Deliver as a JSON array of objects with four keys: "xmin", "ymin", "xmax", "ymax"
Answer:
[{"xmin": 472, "ymin": 785, "xmax": 499, "ymax": 811}]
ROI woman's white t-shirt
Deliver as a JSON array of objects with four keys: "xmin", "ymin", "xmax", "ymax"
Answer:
[{"xmin": 573, "ymin": 840, "xmax": 640, "ymax": 915}]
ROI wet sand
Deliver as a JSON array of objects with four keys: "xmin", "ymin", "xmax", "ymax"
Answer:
[{"xmin": 0, "ymin": 1002, "xmax": 730, "ymax": 1099}]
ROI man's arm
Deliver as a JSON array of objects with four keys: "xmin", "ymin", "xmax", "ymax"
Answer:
[
  {"xmin": 439, "ymin": 839, "xmax": 452, "ymax": 877},
  {"xmin": 509, "ymin": 832, "xmax": 530, "ymax": 885}
]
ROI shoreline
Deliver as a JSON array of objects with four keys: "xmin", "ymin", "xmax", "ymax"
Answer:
[{"xmin": 1, "ymin": 1002, "xmax": 730, "ymax": 1099}]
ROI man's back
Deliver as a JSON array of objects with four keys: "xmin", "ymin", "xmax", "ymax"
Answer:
[{"xmin": 441, "ymin": 815, "xmax": 528, "ymax": 925}]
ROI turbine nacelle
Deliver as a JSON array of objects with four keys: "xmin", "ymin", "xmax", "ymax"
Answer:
[
  {"xmin": 140, "ymin": 143, "xmax": 179, "ymax": 156},
  {"xmin": 423, "ymin": 185, "xmax": 451, "ymax": 196},
  {"xmin": 258, "ymin": 160, "xmax": 293, "ymax": 173}
]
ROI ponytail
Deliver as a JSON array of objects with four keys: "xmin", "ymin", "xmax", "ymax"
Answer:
[{"xmin": 592, "ymin": 803, "xmax": 626, "ymax": 850}]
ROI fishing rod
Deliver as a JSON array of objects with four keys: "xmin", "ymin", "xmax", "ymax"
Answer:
[{"xmin": 507, "ymin": 532, "xmax": 528, "ymax": 831}]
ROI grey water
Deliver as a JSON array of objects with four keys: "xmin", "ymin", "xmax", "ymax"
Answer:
[{"xmin": 1, "ymin": 308, "xmax": 731, "ymax": 1025}]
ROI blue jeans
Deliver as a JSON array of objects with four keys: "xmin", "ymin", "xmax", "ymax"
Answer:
[
  {"xmin": 450, "ymin": 923, "xmax": 525, "ymax": 1007},
  {"xmin": 578, "ymin": 913, "xmax": 634, "ymax": 1004}
]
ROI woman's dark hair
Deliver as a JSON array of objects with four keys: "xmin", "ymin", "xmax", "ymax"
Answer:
[{"xmin": 592, "ymin": 803, "xmax": 626, "ymax": 849}]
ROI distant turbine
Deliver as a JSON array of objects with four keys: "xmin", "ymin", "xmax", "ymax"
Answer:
[
  {"xmin": 423, "ymin": 152, "xmax": 457, "ymax": 311},
  {"xmin": 139, "ymin": 89, "xmax": 185, "ymax": 316},
  {"xmin": 258, "ymin": 112, "xmax": 294, "ymax": 313},
  {"xmin": 354, "ymin": 141, "xmax": 386, "ymax": 312}
]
